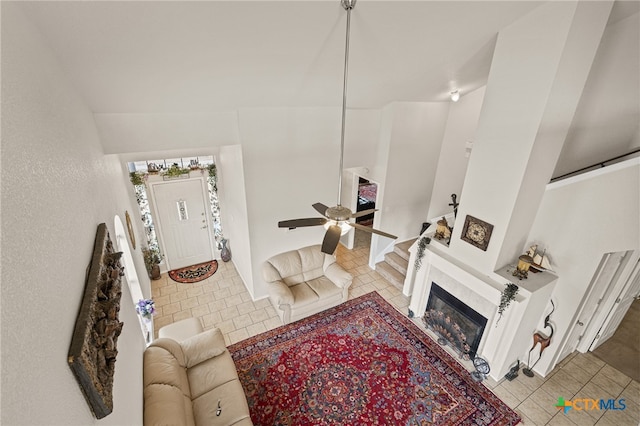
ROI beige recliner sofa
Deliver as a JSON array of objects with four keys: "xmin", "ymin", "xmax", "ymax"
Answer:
[
  {"xmin": 143, "ymin": 318, "xmax": 252, "ymax": 425},
  {"xmin": 262, "ymin": 244, "xmax": 353, "ymax": 324}
]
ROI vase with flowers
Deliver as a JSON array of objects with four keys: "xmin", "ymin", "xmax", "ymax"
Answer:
[{"xmin": 136, "ymin": 298, "xmax": 156, "ymax": 322}]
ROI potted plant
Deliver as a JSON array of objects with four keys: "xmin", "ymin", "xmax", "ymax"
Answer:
[
  {"xmin": 142, "ymin": 247, "xmax": 163, "ymax": 280},
  {"xmin": 496, "ymin": 283, "xmax": 519, "ymax": 324},
  {"xmin": 207, "ymin": 163, "xmax": 218, "ymax": 192},
  {"xmin": 129, "ymin": 171, "xmax": 146, "ymax": 186},
  {"xmin": 162, "ymin": 164, "xmax": 190, "ymax": 179},
  {"xmin": 414, "ymin": 236, "xmax": 431, "ymax": 271}
]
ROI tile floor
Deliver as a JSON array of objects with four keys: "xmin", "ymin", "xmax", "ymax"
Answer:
[{"xmin": 150, "ymin": 231, "xmax": 639, "ymax": 426}]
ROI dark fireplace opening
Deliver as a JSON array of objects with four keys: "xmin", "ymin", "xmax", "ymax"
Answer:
[{"xmin": 425, "ymin": 283, "xmax": 487, "ymax": 358}]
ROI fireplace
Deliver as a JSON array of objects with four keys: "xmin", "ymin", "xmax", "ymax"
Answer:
[{"xmin": 425, "ymin": 283, "xmax": 488, "ymax": 358}]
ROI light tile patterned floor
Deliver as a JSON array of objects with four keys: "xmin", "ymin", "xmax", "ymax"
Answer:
[{"xmin": 151, "ymin": 231, "xmax": 639, "ymax": 425}]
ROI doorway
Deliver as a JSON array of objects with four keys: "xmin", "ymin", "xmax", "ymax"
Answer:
[
  {"xmin": 587, "ymin": 256, "xmax": 640, "ymax": 351},
  {"xmin": 556, "ymin": 250, "xmax": 639, "ymax": 366},
  {"xmin": 591, "ymin": 298, "xmax": 640, "ymax": 381},
  {"xmin": 149, "ymin": 177, "xmax": 216, "ymax": 270},
  {"xmin": 355, "ymin": 177, "xmax": 377, "ymax": 228},
  {"xmin": 350, "ymin": 177, "xmax": 378, "ymax": 253}
]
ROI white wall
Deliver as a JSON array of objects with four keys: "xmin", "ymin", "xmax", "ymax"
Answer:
[
  {"xmin": 237, "ymin": 107, "xmax": 346, "ymax": 299},
  {"xmin": 342, "ymin": 109, "xmax": 382, "ymax": 170},
  {"xmin": 375, "ymin": 102, "xmax": 449, "ymax": 247},
  {"xmin": 449, "ymin": 1, "xmax": 611, "ymax": 275},
  {"xmin": 527, "ymin": 159, "xmax": 640, "ymax": 374},
  {"xmin": 1, "ymin": 4, "xmax": 145, "ymax": 424},
  {"xmin": 556, "ymin": 10, "xmax": 640, "ymax": 176},
  {"xmin": 427, "ymin": 86, "xmax": 485, "ymax": 221},
  {"xmin": 217, "ymin": 145, "xmax": 253, "ymax": 297},
  {"xmin": 94, "ymin": 112, "xmax": 241, "ymax": 154}
]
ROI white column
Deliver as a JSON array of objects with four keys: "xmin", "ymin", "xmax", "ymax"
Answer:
[{"xmin": 449, "ymin": 1, "xmax": 614, "ymax": 274}]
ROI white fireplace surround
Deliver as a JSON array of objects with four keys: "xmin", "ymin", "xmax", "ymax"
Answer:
[{"xmin": 406, "ymin": 239, "xmax": 557, "ymax": 380}]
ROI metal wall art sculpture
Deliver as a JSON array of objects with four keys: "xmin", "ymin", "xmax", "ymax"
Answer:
[
  {"xmin": 523, "ymin": 300, "xmax": 555, "ymax": 377},
  {"xmin": 68, "ymin": 223, "xmax": 124, "ymax": 418}
]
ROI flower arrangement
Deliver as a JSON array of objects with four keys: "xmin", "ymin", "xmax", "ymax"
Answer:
[{"xmin": 136, "ymin": 298, "xmax": 156, "ymax": 320}]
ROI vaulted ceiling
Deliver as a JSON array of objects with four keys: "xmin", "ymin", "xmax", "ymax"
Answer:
[{"xmin": 15, "ymin": 0, "xmax": 640, "ymax": 178}]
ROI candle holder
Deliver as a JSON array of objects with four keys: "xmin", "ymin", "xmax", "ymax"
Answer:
[
  {"xmin": 471, "ymin": 356, "xmax": 490, "ymax": 382},
  {"xmin": 512, "ymin": 254, "xmax": 533, "ymax": 279}
]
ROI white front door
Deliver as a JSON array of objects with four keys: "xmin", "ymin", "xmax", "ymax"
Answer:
[{"xmin": 152, "ymin": 178, "xmax": 214, "ymax": 270}]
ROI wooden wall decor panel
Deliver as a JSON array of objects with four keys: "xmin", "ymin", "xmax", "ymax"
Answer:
[{"xmin": 68, "ymin": 223, "xmax": 124, "ymax": 419}]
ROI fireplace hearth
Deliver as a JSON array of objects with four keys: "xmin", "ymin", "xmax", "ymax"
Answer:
[{"xmin": 425, "ymin": 283, "xmax": 488, "ymax": 358}]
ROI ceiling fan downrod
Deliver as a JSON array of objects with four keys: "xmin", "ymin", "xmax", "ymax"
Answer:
[
  {"xmin": 276, "ymin": 0, "xmax": 397, "ymax": 255},
  {"xmin": 337, "ymin": 0, "xmax": 356, "ymax": 207}
]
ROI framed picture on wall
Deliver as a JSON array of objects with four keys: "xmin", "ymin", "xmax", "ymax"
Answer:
[{"xmin": 460, "ymin": 215, "xmax": 493, "ymax": 251}]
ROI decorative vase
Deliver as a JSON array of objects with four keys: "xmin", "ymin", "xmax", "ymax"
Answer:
[
  {"xmin": 220, "ymin": 239, "xmax": 232, "ymax": 262},
  {"xmin": 150, "ymin": 264, "xmax": 161, "ymax": 280}
]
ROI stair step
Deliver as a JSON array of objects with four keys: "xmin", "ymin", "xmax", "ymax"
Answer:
[
  {"xmin": 385, "ymin": 251, "xmax": 408, "ymax": 276},
  {"xmin": 376, "ymin": 261, "xmax": 405, "ymax": 290},
  {"xmin": 394, "ymin": 238, "xmax": 417, "ymax": 261}
]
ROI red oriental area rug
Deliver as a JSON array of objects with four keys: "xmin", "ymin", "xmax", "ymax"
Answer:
[
  {"xmin": 168, "ymin": 260, "xmax": 218, "ymax": 284},
  {"xmin": 229, "ymin": 292, "xmax": 521, "ymax": 426}
]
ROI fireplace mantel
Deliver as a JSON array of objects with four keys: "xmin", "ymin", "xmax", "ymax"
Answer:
[{"xmin": 406, "ymin": 241, "xmax": 557, "ymax": 380}]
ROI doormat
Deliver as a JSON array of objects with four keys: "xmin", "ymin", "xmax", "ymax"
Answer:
[{"xmin": 168, "ymin": 260, "xmax": 218, "ymax": 284}]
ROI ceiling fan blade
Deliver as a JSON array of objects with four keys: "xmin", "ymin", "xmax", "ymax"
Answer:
[
  {"xmin": 312, "ymin": 203, "xmax": 330, "ymax": 217},
  {"xmin": 321, "ymin": 225, "xmax": 342, "ymax": 254},
  {"xmin": 278, "ymin": 218, "xmax": 327, "ymax": 229},
  {"xmin": 351, "ymin": 208, "xmax": 378, "ymax": 219},
  {"xmin": 349, "ymin": 222, "xmax": 397, "ymax": 240}
]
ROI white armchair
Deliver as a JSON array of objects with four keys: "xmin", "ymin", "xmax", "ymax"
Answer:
[{"xmin": 262, "ymin": 245, "xmax": 353, "ymax": 324}]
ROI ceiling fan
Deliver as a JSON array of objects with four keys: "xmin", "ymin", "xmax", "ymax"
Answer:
[{"xmin": 278, "ymin": 0, "xmax": 397, "ymax": 255}]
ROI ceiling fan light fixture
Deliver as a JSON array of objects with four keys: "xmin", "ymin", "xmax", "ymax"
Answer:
[
  {"xmin": 341, "ymin": 0, "xmax": 356, "ymax": 10},
  {"xmin": 324, "ymin": 220, "xmax": 351, "ymax": 236}
]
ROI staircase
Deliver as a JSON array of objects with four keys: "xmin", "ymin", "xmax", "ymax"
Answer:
[{"xmin": 376, "ymin": 238, "xmax": 417, "ymax": 290}]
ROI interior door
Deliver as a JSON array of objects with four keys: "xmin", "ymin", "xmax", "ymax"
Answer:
[
  {"xmin": 152, "ymin": 178, "xmax": 214, "ymax": 270},
  {"xmin": 557, "ymin": 251, "xmax": 626, "ymax": 361},
  {"xmin": 589, "ymin": 258, "xmax": 640, "ymax": 350}
]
